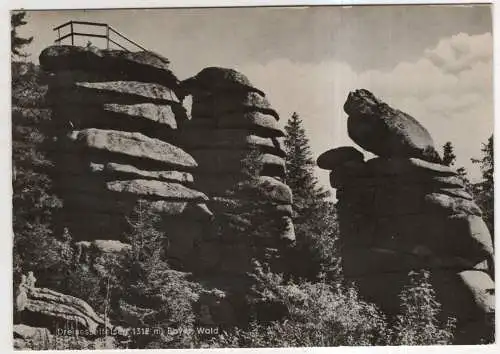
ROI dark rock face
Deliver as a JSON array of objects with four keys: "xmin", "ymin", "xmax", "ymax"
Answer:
[
  {"xmin": 344, "ymin": 89, "xmax": 441, "ymax": 163},
  {"xmin": 317, "ymin": 146, "xmax": 364, "ymax": 170},
  {"xmin": 39, "ymin": 45, "xmax": 178, "ymax": 90},
  {"xmin": 64, "ymin": 128, "xmax": 197, "ymax": 170},
  {"xmin": 181, "ymin": 66, "xmax": 265, "ymax": 97},
  {"xmin": 181, "ymin": 67, "xmax": 295, "ymax": 324},
  {"xmin": 40, "ymin": 46, "xmax": 295, "ymax": 328},
  {"xmin": 318, "ymin": 90, "xmax": 495, "ymax": 344}
]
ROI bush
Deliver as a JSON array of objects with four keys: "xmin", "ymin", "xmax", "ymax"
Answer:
[
  {"xmin": 115, "ymin": 201, "xmax": 202, "ymax": 348},
  {"xmin": 389, "ymin": 270, "xmax": 456, "ymax": 345},
  {"xmin": 207, "ymin": 263, "xmax": 389, "ymax": 347}
]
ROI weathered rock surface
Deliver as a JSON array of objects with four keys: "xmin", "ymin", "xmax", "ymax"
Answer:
[
  {"xmin": 317, "ymin": 146, "xmax": 365, "ymax": 170},
  {"xmin": 217, "ymin": 111, "xmax": 285, "ymax": 137},
  {"xmin": 15, "ymin": 274, "xmax": 113, "ymax": 334},
  {"xmin": 39, "ymin": 45, "xmax": 178, "ymax": 89},
  {"xmin": 178, "ymin": 130, "xmax": 286, "ymax": 157},
  {"xmin": 181, "ymin": 66, "xmax": 265, "ymax": 96},
  {"xmin": 318, "ymin": 90, "xmax": 494, "ymax": 344},
  {"xmin": 180, "ymin": 65, "xmax": 295, "ymax": 319},
  {"xmin": 106, "ymin": 179, "xmax": 209, "ymax": 201},
  {"xmin": 366, "ymin": 157, "xmax": 457, "ymax": 177},
  {"xmin": 51, "ymin": 105, "xmax": 183, "ymax": 141},
  {"xmin": 74, "ymin": 240, "xmax": 131, "ymax": 264},
  {"xmin": 64, "ymin": 129, "xmax": 197, "ymax": 170},
  {"xmin": 210, "ymin": 197, "xmax": 293, "ymax": 217},
  {"xmin": 190, "ymin": 149, "xmax": 286, "ymax": 176},
  {"xmin": 344, "ymin": 89, "xmax": 441, "ymax": 163},
  {"xmin": 89, "ymin": 162, "xmax": 194, "ymax": 184},
  {"xmin": 192, "ymin": 91, "xmax": 280, "ymax": 120},
  {"xmin": 13, "ymin": 324, "xmax": 54, "ymax": 350},
  {"xmin": 62, "ymin": 191, "xmax": 212, "ymax": 220},
  {"xmin": 103, "ymin": 103, "xmax": 181, "ymax": 129},
  {"xmin": 47, "ymin": 81, "xmax": 179, "ymax": 106},
  {"xmin": 41, "ymin": 52, "xmax": 295, "ymax": 330},
  {"xmin": 425, "ymin": 193, "xmax": 482, "ymax": 216}
]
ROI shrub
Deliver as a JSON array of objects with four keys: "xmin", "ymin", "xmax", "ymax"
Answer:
[
  {"xmin": 208, "ymin": 263, "xmax": 389, "ymax": 347},
  {"xmin": 388, "ymin": 270, "xmax": 456, "ymax": 345}
]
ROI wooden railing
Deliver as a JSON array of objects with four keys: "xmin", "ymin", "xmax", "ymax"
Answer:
[{"xmin": 53, "ymin": 21, "xmax": 148, "ymax": 52}]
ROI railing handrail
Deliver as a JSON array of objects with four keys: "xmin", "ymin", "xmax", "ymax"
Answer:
[
  {"xmin": 53, "ymin": 20, "xmax": 147, "ymax": 52},
  {"xmin": 53, "ymin": 20, "xmax": 108, "ymax": 31},
  {"xmin": 108, "ymin": 25, "xmax": 148, "ymax": 52}
]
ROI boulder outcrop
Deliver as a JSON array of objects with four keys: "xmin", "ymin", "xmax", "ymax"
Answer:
[
  {"xmin": 180, "ymin": 67, "xmax": 295, "ymax": 323},
  {"xmin": 40, "ymin": 45, "xmax": 178, "ymax": 89},
  {"xmin": 40, "ymin": 45, "xmax": 210, "ymax": 251},
  {"xmin": 344, "ymin": 89, "xmax": 441, "ymax": 163},
  {"xmin": 318, "ymin": 89, "xmax": 494, "ymax": 344},
  {"xmin": 40, "ymin": 46, "xmax": 295, "ymax": 327},
  {"xmin": 15, "ymin": 273, "xmax": 115, "ymax": 335}
]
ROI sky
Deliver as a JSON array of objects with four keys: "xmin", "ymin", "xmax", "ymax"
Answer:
[{"xmin": 17, "ymin": 5, "xmax": 494, "ymax": 191}]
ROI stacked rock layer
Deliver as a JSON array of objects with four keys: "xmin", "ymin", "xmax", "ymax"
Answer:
[
  {"xmin": 318, "ymin": 89, "xmax": 494, "ymax": 344},
  {"xmin": 181, "ymin": 67, "xmax": 295, "ymax": 265},
  {"xmin": 177, "ymin": 68, "xmax": 295, "ymax": 322},
  {"xmin": 39, "ymin": 47, "xmax": 296, "ymax": 326},
  {"xmin": 40, "ymin": 45, "xmax": 212, "ymax": 265}
]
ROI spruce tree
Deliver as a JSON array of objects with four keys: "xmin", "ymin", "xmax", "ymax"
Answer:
[
  {"xmin": 284, "ymin": 112, "xmax": 330, "ymax": 217},
  {"xmin": 11, "ymin": 11, "xmax": 33, "ymax": 59},
  {"xmin": 442, "ymin": 142, "xmax": 456, "ymax": 167},
  {"xmin": 441, "ymin": 141, "xmax": 474, "ymax": 195},
  {"xmin": 11, "ymin": 18, "xmax": 69, "ymax": 291},
  {"xmin": 284, "ymin": 112, "xmax": 340, "ymax": 281},
  {"xmin": 472, "ymin": 135, "xmax": 494, "ymax": 236}
]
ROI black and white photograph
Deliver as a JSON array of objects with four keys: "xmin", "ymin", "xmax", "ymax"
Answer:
[{"xmin": 9, "ymin": 2, "xmax": 495, "ymax": 350}]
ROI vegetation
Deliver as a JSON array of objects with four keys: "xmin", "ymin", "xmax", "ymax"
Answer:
[
  {"xmin": 284, "ymin": 112, "xmax": 340, "ymax": 282},
  {"xmin": 11, "ymin": 11, "xmax": 33, "ymax": 58},
  {"xmin": 472, "ymin": 135, "xmax": 494, "ymax": 236},
  {"xmin": 442, "ymin": 141, "xmax": 456, "ymax": 167},
  {"xmin": 442, "ymin": 138, "xmax": 494, "ymax": 235}
]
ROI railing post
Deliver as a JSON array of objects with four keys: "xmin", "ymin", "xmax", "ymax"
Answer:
[
  {"xmin": 106, "ymin": 25, "xmax": 110, "ymax": 49},
  {"xmin": 70, "ymin": 21, "xmax": 74, "ymax": 45},
  {"xmin": 57, "ymin": 28, "xmax": 60, "ymax": 45}
]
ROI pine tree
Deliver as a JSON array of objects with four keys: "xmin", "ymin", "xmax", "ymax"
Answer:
[
  {"xmin": 285, "ymin": 113, "xmax": 330, "ymax": 217},
  {"xmin": 11, "ymin": 11, "xmax": 33, "ymax": 59},
  {"xmin": 442, "ymin": 142, "xmax": 456, "ymax": 167},
  {"xmin": 441, "ymin": 142, "xmax": 474, "ymax": 195},
  {"xmin": 472, "ymin": 135, "xmax": 494, "ymax": 236},
  {"xmin": 284, "ymin": 112, "xmax": 340, "ymax": 281},
  {"xmin": 11, "ymin": 33, "xmax": 68, "ymax": 289}
]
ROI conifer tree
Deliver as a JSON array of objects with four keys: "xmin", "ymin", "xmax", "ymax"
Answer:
[
  {"xmin": 442, "ymin": 142, "xmax": 456, "ymax": 167},
  {"xmin": 284, "ymin": 112, "xmax": 340, "ymax": 281},
  {"xmin": 11, "ymin": 25, "xmax": 68, "ymax": 288},
  {"xmin": 441, "ymin": 141, "xmax": 474, "ymax": 195},
  {"xmin": 284, "ymin": 113, "xmax": 330, "ymax": 219},
  {"xmin": 472, "ymin": 135, "xmax": 494, "ymax": 236},
  {"xmin": 11, "ymin": 11, "xmax": 33, "ymax": 59}
]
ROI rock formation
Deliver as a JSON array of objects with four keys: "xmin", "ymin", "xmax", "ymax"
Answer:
[
  {"xmin": 15, "ymin": 272, "xmax": 119, "ymax": 335},
  {"xmin": 39, "ymin": 46, "xmax": 295, "ymax": 326},
  {"xmin": 179, "ymin": 67, "xmax": 295, "ymax": 322},
  {"xmin": 13, "ymin": 273, "xmax": 127, "ymax": 349},
  {"xmin": 40, "ymin": 45, "xmax": 209, "ymax": 257},
  {"xmin": 344, "ymin": 89, "xmax": 441, "ymax": 163},
  {"xmin": 318, "ymin": 89, "xmax": 494, "ymax": 344}
]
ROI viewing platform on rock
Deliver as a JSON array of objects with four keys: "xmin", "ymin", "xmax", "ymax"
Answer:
[{"xmin": 53, "ymin": 20, "xmax": 148, "ymax": 52}]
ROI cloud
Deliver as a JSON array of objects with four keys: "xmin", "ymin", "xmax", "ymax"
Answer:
[
  {"xmin": 238, "ymin": 32, "xmax": 493, "ymax": 192},
  {"xmin": 424, "ymin": 32, "xmax": 493, "ymax": 73}
]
